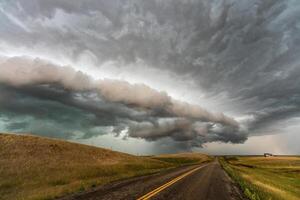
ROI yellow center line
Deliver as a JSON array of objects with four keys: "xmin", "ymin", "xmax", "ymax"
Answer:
[{"xmin": 137, "ymin": 165, "xmax": 206, "ymax": 200}]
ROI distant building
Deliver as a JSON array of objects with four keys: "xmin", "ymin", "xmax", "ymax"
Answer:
[{"xmin": 264, "ymin": 153, "xmax": 273, "ymax": 157}]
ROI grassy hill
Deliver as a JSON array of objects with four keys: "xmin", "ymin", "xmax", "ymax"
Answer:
[
  {"xmin": 0, "ymin": 133, "xmax": 172, "ymax": 200},
  {"xmin": 0, "ymin": 133, "xmax": 211, "ymax": 200}
]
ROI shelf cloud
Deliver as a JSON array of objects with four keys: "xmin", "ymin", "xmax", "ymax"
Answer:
[{"xmin": 0, "ymin": 56, "xmax": 246, "ymax": 147}]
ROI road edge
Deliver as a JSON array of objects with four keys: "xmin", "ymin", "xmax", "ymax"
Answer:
[{"xmin": 218, "ymin": 157, "xmax": 249, "ymax": 200}]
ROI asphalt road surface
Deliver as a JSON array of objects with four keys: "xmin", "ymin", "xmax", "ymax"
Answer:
[{"xmin": 60, "ymin": 160, "xmax": 245, "ymax": 200}]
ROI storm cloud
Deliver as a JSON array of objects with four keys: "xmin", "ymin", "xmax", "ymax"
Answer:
[
  {"xmin": 0, "ymin": 56, "xmax": 245, "ymax": 146},
  {"xmin": 0, "ymin": 0, "xmax": 300, "ymax": 152}
]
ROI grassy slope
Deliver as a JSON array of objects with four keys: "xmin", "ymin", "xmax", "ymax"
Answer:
[
  {"xmin": 0, "ymin": 133, "xmax": 212, "ymax": 200},
  {"xmin": 151, "ymin": 152, "xmax": 213, "ymax": 165},
  {"xmin": 0, "ymin": 133, "xmax": 174, "ymax": 200},
  {"xmin": 219, "ymin": 156, "xmax": 300, "ymax": 200}
]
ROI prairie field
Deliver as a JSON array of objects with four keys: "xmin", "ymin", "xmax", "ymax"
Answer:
[
  {"xmin": 0, "ymin": 133, "xmax": 211, "ymax": 200},
  {"xmin": 219, "ymin": 156, "xmax": 300, "ymax": 200},
  {"xmin": 151, "ymin": 152, "xmax": 213, "ymax": 165},
  {"xmin": 0, "ymin": 133, "xmax": 170, "ymax": 200}
]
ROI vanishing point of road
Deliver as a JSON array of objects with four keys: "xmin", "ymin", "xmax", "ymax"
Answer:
[{"xmin": 60, "ymin": 159, "xmax": 245, "ymax": 200}]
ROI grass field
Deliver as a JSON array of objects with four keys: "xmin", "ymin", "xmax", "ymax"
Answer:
[
  {"xmin": 0, "ymin": 133, "xmax": 211, "ymax": 200},
  {"xmin": 219, "ymin": 156, "xmax": 300, "ymax": 200},
  {"xmin": 151, "ymin": 152, "xmax": 213, "ymax": 165}
]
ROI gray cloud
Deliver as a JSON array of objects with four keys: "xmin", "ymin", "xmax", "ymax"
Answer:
[{"xmin": 0, "ymin": 56, "xmax": 245, "ymax": 146}]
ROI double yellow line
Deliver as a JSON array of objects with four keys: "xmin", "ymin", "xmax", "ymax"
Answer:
[{"xmin": 137, "ymin": 165, "xmax": 205, "ymax": 200}]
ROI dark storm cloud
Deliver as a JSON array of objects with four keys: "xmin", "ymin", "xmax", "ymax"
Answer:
[
  {"xmin": 0, "ymin": 0, "xmax": 300, "ymax": 145},
  {"xmin": 0, "ymin": 56, "xmax": 245, "ymax": 146},
  {"xmin": 0, "ymin": 85, "xmax": 111, "ymax": 139}
]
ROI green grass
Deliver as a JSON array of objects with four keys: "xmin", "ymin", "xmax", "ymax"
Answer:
[
  {"xmin": 0, "ymin": 133, "xmax": 212, "ymax": 200},
  {"xmin": 219, "ymin": 156, "xmax": 300, "ymax": 200}
]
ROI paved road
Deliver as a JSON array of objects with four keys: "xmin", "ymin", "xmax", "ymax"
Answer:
[{"xmin": 60, "ymin": 160, "xmax": 245, "ymax": 200}]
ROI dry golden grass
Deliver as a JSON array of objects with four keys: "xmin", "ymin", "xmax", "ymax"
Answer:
[
  {"xmin": 0, "ymin": 133, "xmax": 174, "ymax": 200},
  {"xmin": 152, "ymin": 152, "xmax": 212, "ymax": 165},
  {"xmin": 241, "ymin": 174, "xmax": 299, "ymax": 200},
  {"xmin": 154, "ymin": 152, "xmax": 208, "ymax": 158},
  {"xmin": 220, "ymin": 156, "xmax": 300, "ymax": 200}
]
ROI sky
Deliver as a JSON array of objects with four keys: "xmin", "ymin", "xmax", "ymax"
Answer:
[{"xmin": 0, "ymin": 0, "xmax": 300, "ymax": 155}]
